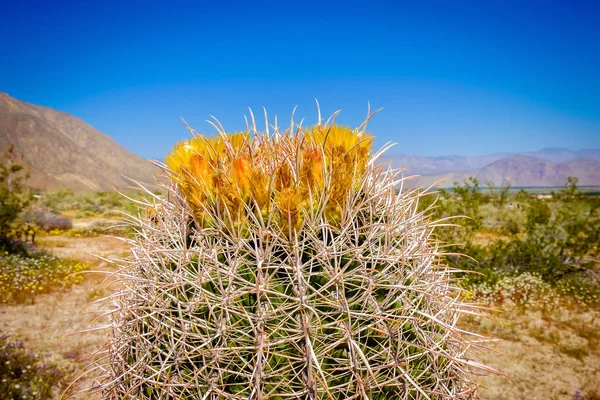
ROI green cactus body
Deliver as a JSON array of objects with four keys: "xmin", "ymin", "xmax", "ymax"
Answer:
[{"xmin": 96, "ymin": 112, "xmax": 483, "ymax": 399}]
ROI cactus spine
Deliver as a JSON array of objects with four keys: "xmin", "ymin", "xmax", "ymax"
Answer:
[{"xmin": 96, "ymin": 109, "xmax": 483, "ymax": 399}]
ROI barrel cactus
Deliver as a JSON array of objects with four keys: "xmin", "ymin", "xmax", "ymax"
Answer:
[{"xmin": 96, "ymin": 109, "xmax": 484, "ymax": 399}]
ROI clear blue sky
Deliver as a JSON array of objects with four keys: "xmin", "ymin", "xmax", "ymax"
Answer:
[{"xmin": 1, "ymin": 0, "xmax": 598, "ymax": 158}]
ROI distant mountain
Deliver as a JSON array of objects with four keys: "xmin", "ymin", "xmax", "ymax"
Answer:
[
  {"xmin": 382, "ymin": 149, "xmax": 600, "ymax": 188},
  {"xmin": 378, "ymin": 153, "xmax": 511, "ymax": 175},
  {"xmin": 0, "ymin": 93, "xmax": 159, "ymax": 191},
  {"xmin": 523, "ymin": 148, "xmax": 600, "ymax": 163},
  {"xmin": 400, "ymin": 156, "xmax": 600, "ymax": 188}
]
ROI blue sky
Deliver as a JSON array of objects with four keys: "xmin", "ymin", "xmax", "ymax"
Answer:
[{"xmin": 1, "ymin": 0, "xmax": 598, "ymax": 158}]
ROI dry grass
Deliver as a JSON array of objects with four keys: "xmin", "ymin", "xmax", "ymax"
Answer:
[
  {"xmin": 471, "ymin": 228, "xmax": 508, "ymax": 247},
  {"xmin": 36, "ymin": 233, "xmax": 126, "ymax": 261}
]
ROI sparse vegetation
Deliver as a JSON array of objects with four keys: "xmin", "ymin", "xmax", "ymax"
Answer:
[
  {"xmin": 38, "ymin": 189, "xmax": 157, "ymax": 218},
  {"xmin": 0, "ymin": 329, "xmax": 64, "ymax": 400},
  {"xmin": 421, "ymin": 176, "xmax": 600, "ymax": 309},
  {"xmin": 0, "ymin": 252, "xmax": 88, "ymax": 304},
  {"xmin": 0, "ymin": 154, "xmax": 90, "ymax": 306}
]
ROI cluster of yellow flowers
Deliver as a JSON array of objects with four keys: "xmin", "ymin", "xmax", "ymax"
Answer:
[
  {"xmin": 0, "ymin": 254, "xmax": 87, "ymax": 304},
  {"xmin": 165, "ymin": 124, "xmax": 374, "ymax": 231}
]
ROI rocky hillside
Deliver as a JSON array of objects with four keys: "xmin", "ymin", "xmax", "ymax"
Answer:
[{"xmin": 0, "ymin": 93, "xmax": 159, "ymax": 191}]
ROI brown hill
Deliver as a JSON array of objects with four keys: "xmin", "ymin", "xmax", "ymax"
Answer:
[
  {"xmin": 0, "ymin": 93, "xmax": 159, "ymax": 191},
  {"xmin": 410, "ymin": 156, "xmax": 600, "ymax": 188}
]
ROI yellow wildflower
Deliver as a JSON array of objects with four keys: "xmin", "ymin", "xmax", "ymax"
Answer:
[{"xmin": 300, "ymin": 147, "xmax": 324, "ymax": 192}]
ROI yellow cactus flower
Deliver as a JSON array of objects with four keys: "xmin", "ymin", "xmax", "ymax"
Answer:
[
  {"xmin": 306, "ymin": 124, "xmax": 374, "ymax": 206},
  {"xmin": 165, "ymin": 119, "xmax": 375, "ymax": 232},
  {"xmin": 192, "ymin": 135, "xmax": 226, "ymax": 162},
  {"xmin": 229, "ymin": 157, "xmax": 251, "ymax": 195},
  {"xmin": 226, "ymin": 132, "xmax": 250, "ymax": 155},
  {"xmin": 189, "ymin": 152, "xmax": 210, "ymax": 179},
  {"xmin": 274, "ymin": 187, "xmax": 304, "ymax": 232},
  {"xmin": 300, "ymin": 147, "xmax": 324, "ymax": 191},
  {"xmin": 307, "ymin": 124, "xmax": 373, "ymax": 170},
  {"xmin": 248, "ymin": 168, "xmax": 270, "ymax": 210},
  {"xmin": 165, "ymin": 140, "xmax": 194, "ymax": 174},
  {"xmin": 274, "ymin": 162, "xmax": 294, "ymax": 192}
]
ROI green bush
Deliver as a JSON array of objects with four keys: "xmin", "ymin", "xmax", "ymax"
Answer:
[
  {"xmin": 525, "ymin": 200, "xmax": 551, "ymax": 232},
  {"xmin": 0, "ymin": 146, "xmax": 31, "ymax": 249},
  {"xmin": 443, "ymin": 176, "xmax": 600, "ymax": 307},
  {"xmin": 451, "ymin": 177, "xmax": 484, "ymax": 235}
]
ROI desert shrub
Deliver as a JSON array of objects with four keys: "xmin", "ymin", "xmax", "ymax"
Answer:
[
  {"xmin": 489, "ymin": 233, "xmax": 566, "ymax": 279},
  {"xmin": 559, "ymin": 176, "xmax": 581, "ymax": 200},
  {"xmin": 91, "ymin": 191, "xmax": 126, "ymax": 207},
  {"xmin": 485, "ymin": 179, "xmax": 512, "ymax": 208},
  {"xmin": 0, "ymin": 253, "xmax": 87, "ymax": 304},
  {"xmin": 450, "ymin": 177, "xmax": 484, "ymax": 237},
  {"xmin": 22, "ymin": 207, "xmax": 73, "ymax": 231},
  {"xmin": 0, "ymin": 330, "xmax": 64, "ymax": 400},
  {"xmin": 525, "ymin": 200, "xmax": 551, "ymax": 232},
  {"xmin": 76, "ymin": 191, "xmax": 156, "ymax": 216},
  {"xmin": 488, "ymin": 204, "xmax": 526, "ymax": 237},
  {"xmin": 0, "ymin": 147, "xmax": 31, "ymax": 249},
  {"xmin": 452, "ymin": 179, "xmax": 600, "ymax": 305},
  {"xmin": 37, "ymin": 189, "xmax": 76, "ymax": 213},
  {"xmin": 457, "ymin": 234, "xmax": 600, "ymax": 308},
  {"xmin": 40, "ymin": 190, "xmax": 125, "ymax": 214},
  {"xmin": 554, "ymin": 200, "xmax": 599, "ymax": 261},
  {"xmin": 94, "ymin": 115, "xmax": 484, "ymax": 399},
  {"xmin": 500, "ymin": 214, "xmax": 521, "ymax": 236}
]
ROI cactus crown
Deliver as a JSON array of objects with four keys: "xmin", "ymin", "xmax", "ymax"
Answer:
[
  {"xmin": 164, "ymin": 123, "xmax": 374, "ymax": 232},
  {"xmin": 95, "ymin": 110, "xmax": 484, "ymax": 400}
]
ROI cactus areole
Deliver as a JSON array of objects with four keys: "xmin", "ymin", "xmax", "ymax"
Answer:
[{"xmin": 98, "ymin": 110, "xmax": 482, "ymax": 399}]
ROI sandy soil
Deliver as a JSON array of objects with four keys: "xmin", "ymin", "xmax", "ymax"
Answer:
[
  {"xmin": 467, "ymin": 306, "xmax": 600, "ymax": 399},
  {"xmin": 35, "ymin": 233, "xmax": 127, "ymax": 262}
]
